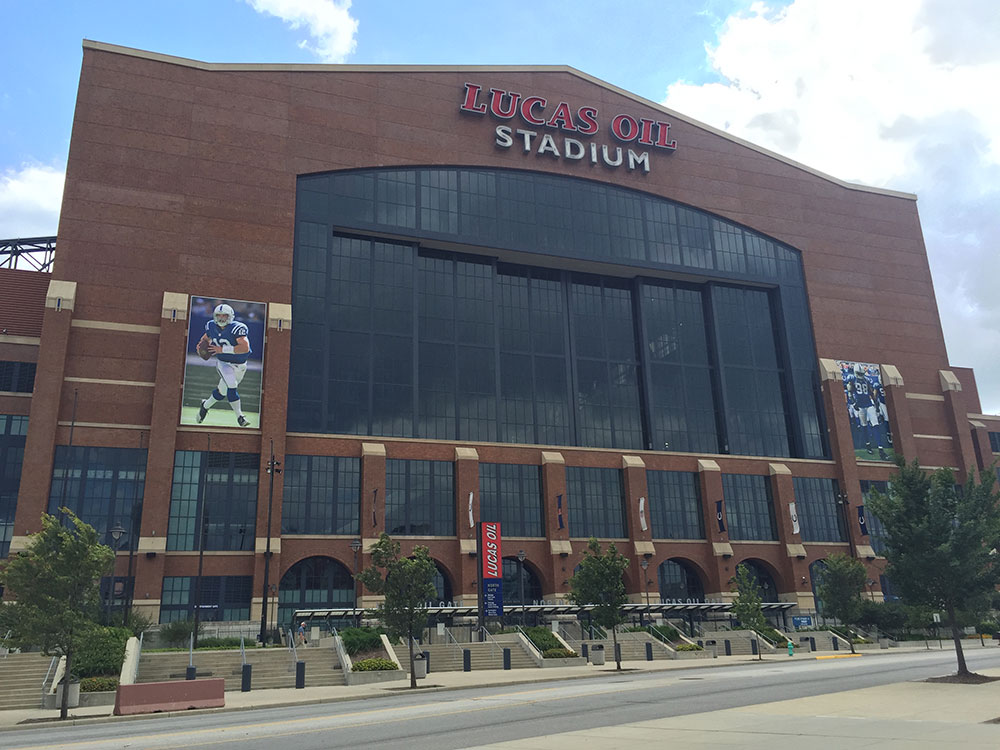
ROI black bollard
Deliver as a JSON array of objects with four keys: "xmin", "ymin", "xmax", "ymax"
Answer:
[
  {"xmin": 809, "ymin": 637, "xmax": 816, "ymax": 652},
  {"xmin": 614, "ymin": 642, "xmax": 621, "ymax": 664},
  {"xmin": 724, "ymin": 640, "xmax": 732, "ymax": 656},
  {"xmin": 422, "ymin": 650, "xmax": 430, "ymax": 674},
  {"xmin": 241, "ymin": 663, "xmax": 252, "ymax": 692},
  {"xmin": 463, "ymin": 648, "xmax": 471, "ymax": 672},
  {"xmin": 295, "ymin": 660, "xmax": 305, "ymax": 689},
  {"xmin": 582, "ymin": 643, "xmax": 589, "ymax": 661},
  {"xmin": 833, "ymin": 637, "xmax": 839, "ymax": 651},
  {"xmin": 645, "ymin": 642, "xmax": 653, "ymax": 661},
  {"xmin": 185, "ymin": 665, "xmax": 197, "ymax": 681},
  {"xmin": 503, "ymin": 648, "xmax": 511, "ymax": 670},
  {"xmin": 751, "ymin": 639, "xmax": 758, "ymax": 656}
]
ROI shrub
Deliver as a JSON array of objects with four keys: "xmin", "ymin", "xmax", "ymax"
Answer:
[
  {"xmin": 196, "ymin": 637, "xmax": 243, "ymax": 649},
  {"xmin": 758, "ymin": 626, "xmax": 790, "ymax": 646},
  {"xmin": 123, "ymin": 610, "xmax": 154, "ymax": 638},
  {"xmin": 542, "ymin": 648, "xmax": 577, "ymax": 658},
  {"xmin": 80, "ymin": 676, "xmax": 118, "ymax": 693},
  {"xmin": 75, "ymin": 626, "xmax": 130, "ymax": 678},
  {"xmin": 649, "ymin": 624, "xmax": 680, "ymax": 642},
  {"xmin": 158, "ymin": 619, "xmax": 202, "ymax": 647},
  {"xmin": 523, "ymin": 626, "xmax": 562, "ymax": 653},
  {"xmin": 340, "ymin": 627, "xmax": 384, "ymax": 656},
  {"xmin": 352, "ymin": 657, "xmax": 398, "ymax": 672},
  {"xmin": 675, "ymin": 643, "xmax": 704, "ymax": 651}
]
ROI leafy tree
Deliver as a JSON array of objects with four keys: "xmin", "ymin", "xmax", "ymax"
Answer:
[
  {"xmin": 815, "ymin": 553, "xmax": 867, "ymax": 653},
  {"xmin": 867, "ymin": 460, "xmax": 1000, "ymax": 675},
  {"xmin": 569, "ymin": 538, "xmax": 629, "ymax": 670},
  {"xmin": 0, "ymin": 510, "xmax": 114, "ymax": 719},
  {"xmin": 355, "ymin": 533, "xmax": 437, "ymax": 689},
  {"xmin": 730, "ymin": 564, "xmax": 766, "ymax": 660}
]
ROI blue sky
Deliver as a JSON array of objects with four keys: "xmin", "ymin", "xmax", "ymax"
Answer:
[{"xmin": 3, "ymin": 0, "xmax": 1000, "ymax": 413}]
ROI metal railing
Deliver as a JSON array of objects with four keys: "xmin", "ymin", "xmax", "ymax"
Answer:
[
  {"xmin": 40, "ymin": 656, "xmax": 58, "ymax": 707},
  {"xmin": 1, "ymin": 629, "xmax": 12, "ymax": 658},
  {"xmin": 287, "ymin": 628, "xmax": 299, "ymax": 670},
  {"xmin": 511, "ymin": 625, "xmax": 543, "ymax": 657},
  {"xmin": 555, "ymin": 622, "xmax": 583, "ymax": 649},
  {"xmin": 443, "ymin": 627, "xmax": 464, "ymax": 660},
  {"xmin": 239, "ymin": 636, "xmax": 247, "ymax": 666},
  {"xmin": 478, "ymin": 627, "xmax": 504, "ymax": 659}
]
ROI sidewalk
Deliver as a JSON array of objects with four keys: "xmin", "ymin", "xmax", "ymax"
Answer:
[{"xmin": 2, "ymin": 642, "xmax": 997, "ymax": 737}]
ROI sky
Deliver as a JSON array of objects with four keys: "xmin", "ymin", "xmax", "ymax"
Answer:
[{"xmin": 2, "ymin": 0, "xmax": 999, "ymax": 412}]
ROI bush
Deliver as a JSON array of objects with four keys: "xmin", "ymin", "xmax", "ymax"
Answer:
[
  {"xmin": 976, "ymin": 621, "xmax": 999, "ymax": 635},
  {"xmin": 758, "ymin": 626, "xmax": 790, "ymax": 645},
  {"xmin": 158, "ymin": 619, "xmax": 202, "ymax": 647},
  {"xmin": 80, "ymin": 676, "xmax": 118, "ymax": 693},
  {"xmin": 122, "ymin": 610, "xmax": 154, "ymax": 638},
  {"xmin": 542, "ymin": 648, "xmax": 577, "ymax": 658},
  {"xmin": 340, "ymin": 627, "xmax": 384, "ymax": 656},
  {"xmin": 196, "ymin": 637, "xmax": 243, "ymax": 649},
  {"xmin": 75, "ymin": 626, "xmax": 130, "ymax": 678},
  {"xmin": 675, "ymin": 643, "xmax": 704, "ymax": 651},
  {"xmin": 352, "ymin": 657, "xmax": 398, "ymax": 672},
  {"xmin": 649, "ymin": 624, "xmax": 680, "ymax": 642},
  {"xmin": 522, "ymin": 626, "xmax": 562, "ymax": 653},
  {"xmin": 852, "ymin": 637, "xmax": 872, "ymax": 644}
]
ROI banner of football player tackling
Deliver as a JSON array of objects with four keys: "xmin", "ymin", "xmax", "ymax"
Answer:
[
  {"xmin": 181, "ymin": 297, "xmax": 266, "ymax": 428},
  {"xmin": 837, "ymin": 360, "xmax": 895, "ymax": 462}
]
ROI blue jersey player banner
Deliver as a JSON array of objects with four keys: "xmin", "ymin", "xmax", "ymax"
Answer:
[
  {"xmin": 181, "ymin": 296, "xmax": 266, "ymax": 428},
  {"xmin": 837, "ymin": 360, "xmax": 895, "ymax": 462}
]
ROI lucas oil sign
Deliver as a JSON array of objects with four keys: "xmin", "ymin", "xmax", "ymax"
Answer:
[
  {"xmin": 480, "ymin": 521, "xmax": 503, "ymax": 617},
  {"xmin": 460, "ymin": 83, "xmax": 677, "ymax": 174}
]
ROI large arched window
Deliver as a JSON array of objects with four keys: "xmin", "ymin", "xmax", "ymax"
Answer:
[
  {"xmin": 502, "ymin": 557, "xmax": 543, "ymax": 605},
  {"xmin": 431, "ymin": 562, "xmax": 454, "ymax": 604},
  {"xmin": 658, "ymin": 559, "xmax": 705, "ymax": 601},
  {"xmin": 278, "ymin": 556, "xmax": 353, "ymax": 629},
  {"xmin": 737, "ymin": 559, "xmax": 779, "ymax": 602}
]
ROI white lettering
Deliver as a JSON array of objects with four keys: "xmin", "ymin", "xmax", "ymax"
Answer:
[
  {"xmin": 564, "ymin": 138, "xmax": 585, "ymax": 160},
  {"xmin": 537, "ymin": 133, "xmax": 560, "ymax": 157},
  {"xmin": 601, "ymin": 145, "xmax": 623, "ymax": 167},
  {"xmin": 516, "ymin": 128, "xmax": 537, "ymax": 151},
  {"xmin": 628, "ymin": 149, "xmax": 650, "ymax": 173},
  {"xmin": 495, "ymin": 125, "xmax": 513, "ymax": 148}
]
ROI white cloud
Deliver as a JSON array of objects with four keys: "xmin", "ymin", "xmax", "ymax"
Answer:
[
  {"xmin": 245, "ymin": 0, "xmax": 358, "ymax": 63},
  {"xmin": 0, "ymin": 163, "xmax": 63, "ymax": 239},
  {"xmin": 663, "ymin": 0, "xmax": 1000, "ymax": 412}
]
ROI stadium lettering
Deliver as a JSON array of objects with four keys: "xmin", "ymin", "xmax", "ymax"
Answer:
[{"xmin": 461, "ymin": 82, "xmax": 674, "ymax": 174}]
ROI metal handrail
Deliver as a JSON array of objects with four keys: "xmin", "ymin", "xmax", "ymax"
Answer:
[
  {"xmin": 1, "ymin": 629, "xmax": 11, "ymax": 658},
  {"xmin": 287, "ymin": 628, "xmax": 298, "ymax": 670},
  {"xmin": 511, "ymin": 625, "xmax": 543, "ymax": 656},
  {"xmin": 40, "ymin": 656, "xmax": 58, "ymax": 706},
  {"xmin": 555, "ymin": 621, "xmax": 582, "ymax": 647},
  {"xmin": 239, "ymin": 636, "xmax": 247, "ymax": 666},
  {"xmin": 443, "ymin": 627, "xmax": 464, "ymax": 659},
  {"xmin": 478, "ymin": 627, "xmax": 503, "ymax": 659}
]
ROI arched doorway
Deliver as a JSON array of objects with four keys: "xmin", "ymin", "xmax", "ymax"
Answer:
[
  {"xmin": 278, "ymin": 556, "xmax": 353, "ymax": 630},
  {"xmin": 431, "ymin": 562, "xmax": 454, "ymax": 604},
  {"xmin": 810, "ymin": 559, "xmax": 829, "ymax": 613},
  {"xmin": 658, "ymin": 559, "xmax": 705, "ymax": 601},
  {"xmin": 502, "ymin": 557, "xmax": 543, "ymax": 605},
  {"xmin": 737, "ymin": 559, "xmax": 779, "ymax": 602}
]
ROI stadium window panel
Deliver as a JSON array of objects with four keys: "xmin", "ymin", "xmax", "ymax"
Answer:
[
  {"xmin": 648, "ymin": 470, "xmax": 704, "ymax": 540},
  {"xmin": 566, "ymin": 466, "xmax": 626, "ymax": 539},
  {"xmin": 792, "ymin": 477, "xmax": 846, "ymax": 542},
  {"xmin": 158, "ymin": 575, "xmax": 253, "ymax": 623},
  {"xmin": 0, "ymin": 416, "xmax": 28, "ymax": 557},
  {"xmin": 166, "ymin": 451, "xmax": 259, "ymax": 551},
  {"xmin": 722, "ymin": 473, "xmax": 778, "ymax": 541},
  {"xmin": 281, "ymin": 455, "xmax": 360, "ymax": 535},
  {"xmin": 47, "ymin": 445, "xmax": 146, "ymax": 550},
  {"xmin": 989, "ymin": 432, "xmax": 1000, "ymax": 453},
  {"xmin": 479, "ymin": 463, "xmax": 544, "ymax": 538},
  {"xmin": 859, "ymin": 480, "xmax": 889, "ymax": 556},
  {"xmin": 385, "ymin": 459, "xmax": 455, "ymax": 536},
  {"xmin": 0, "ymin": 361, "xmax": 37, "ymax": 393}
]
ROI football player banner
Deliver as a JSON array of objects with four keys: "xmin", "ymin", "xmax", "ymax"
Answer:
[
  {"xmin": 479, "ymin": 521, "xmax": 503, "ymax": 618},
  {"xmin": 837, "ymin": 360, "xmax": 895, "ymax": 463},
  {"xmin": 181, "ymin": 296, "xmax": 266, "ymax": 428}
]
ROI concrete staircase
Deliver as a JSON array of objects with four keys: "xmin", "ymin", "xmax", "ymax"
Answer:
[
  {"xmin": 0, "ymin": 653, "xmax": 57, "ymax": 710},
  {"xmin": 397, "ymin": 639, "xmax": 537, "ymax": 672},
  {"xmin": 698, "ymin": 630, "xmax": 778, "ymax": 655},
  {"xmin": 790, "ymin": 630, "xmax": 852, "ymax": 652},
  {"xmin": 136, "ymin": 646, "xmax": 345, "ymax": 691},
  {"xmin": 575, "ymin": 632, "xmax": 675, "ymax": 661}
]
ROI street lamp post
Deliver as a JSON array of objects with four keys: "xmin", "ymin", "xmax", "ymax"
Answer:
[
  {"xmin": 259, "ymin": 440, "xmax": 281, "ymax": 646},
  {"xmin": 107, "ymin": 523, "xmax": 126, "ymax": 624},
  {"xmin": 350, "ymin": 539, "xmax": 363, "ymax": 627},
  {"xmin": 639, "ymin": 558, "xmax": 651, "ymax": 627},
  {"xmin": 517, "ymin": 550, "xmax": 526, "ymax": 627},
  {"xmin": 193, "ymin": 435, "xmax": 211, "ymax": 649}
]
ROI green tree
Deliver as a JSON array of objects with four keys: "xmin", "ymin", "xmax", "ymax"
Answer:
[
  {"xmin": 568, "ymin": 538, "xmax": 629, "ymax": 670},
  {"xmin": 815, "ymin": 553, "xmax": 867, "ymax": 653},
  {"xmin": 355, "ymin": 533, "xmax": 437, "ymax": 689},
  {"xmin": 0, "ymin": 510, "xmax": 114, "ymax": 719},
  {"xmin": 730, "ymin": 564, "xmax": 766, "ymax": 660},
  {"xmin": 867, "ymin": 460, "xmax": 1000, "ymax": 675}
]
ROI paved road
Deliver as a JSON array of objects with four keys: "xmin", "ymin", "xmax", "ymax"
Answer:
[{"xmin": 5, "ymin": 650, "xmax": 1000, "ymax": 750}]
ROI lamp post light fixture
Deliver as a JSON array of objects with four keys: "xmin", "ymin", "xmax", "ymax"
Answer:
[
  {"xmin": 259, "ymin": 439, "xmax": 281, "ymax": 646},
  {"xmin": 639, "ymin": 558, "xmax": 651, "ymax": 627},
  {"xmin": 350, "ymin": 539, "xmax": 363, "ymax": 627},
  {"xmin": 107, "ymin": 522, "xmax": 126, "ymax": 623},
  {"xmin": 517, "ymin": 549, "xmax": 526, "ymax": 627}
]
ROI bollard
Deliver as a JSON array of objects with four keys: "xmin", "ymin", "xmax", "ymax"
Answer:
[
  {"xmin": 295, "ymin": 660, "xmax": 305, "ymax": 689},
  {"xmin": 422, "ymin": 650, "xmax": 431, "ymax": 674},
  {"xmin": 751, "ymin": 639, "xmax": 758, "ymax": 656},
  {"xmin": 832, "ymin": 637, "xmax": 839, "ymax": 651},
  {"xmin": 185, "ymin": 665, "xmax": 197, "ymax": 681},
  {"xmin": 645, "ymin": 642, "xmax": 653, "ymax": 661},
  {"xmin": 582, "ymin": 643, "xmax": 589, "ymax": 661},
  {"xmin": 241, "ymin": 663, "xmax": 252, "ymax": 692},
  {"xmin": 724, "ymin": 640, "xmax": 732, "ymax": 656},
  {"xmin": 809, "ymin": 637, "xmax": 816, "ymax": 652},
  {"xmin": 463, "ymin": 648, "xmax": 471, "ymax": 672},
  {"xmin": 614, "ymin": 642, "xmax": 621, "ymax": 664},
  {"xmin": 503, "ymin": 648, "xmax": 511, "ymax": 670}
]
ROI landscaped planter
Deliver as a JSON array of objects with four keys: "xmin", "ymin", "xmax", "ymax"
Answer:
[
  {"xmin": 79, "ymin": 691, "xmax": 116, "ymax": 707},
  {"xmin": 43, "ymin": 681, "xmax": 80, "ymax": 709},
  {"xmin": 345, "ymin": 669, "xmax": 407, "ymax": 686},
  {"xmin": 540, "ymin": 656, "xmax": 587, "ymax": 668},
  {"xmin": 673, "ymin": 650, "xmax": 711, "ymax": 659}
]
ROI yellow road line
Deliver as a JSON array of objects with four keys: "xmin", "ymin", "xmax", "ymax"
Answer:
[{"xmin": 816, "ymin": 654, "xmax": 863, "ymax": 660}]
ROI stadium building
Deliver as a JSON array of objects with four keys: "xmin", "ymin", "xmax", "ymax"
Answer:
[{"xmin": 3, "ymin": 40, "xmax": 999, "ymax": 630}]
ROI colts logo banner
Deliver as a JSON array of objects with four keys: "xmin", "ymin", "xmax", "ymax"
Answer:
[
  {"xmin": 857, "ymin": 505, "xmax": 869, "ymax": 536},
  {"xmin": 716, "ymin": 500, "xmax": 726, "ymax": 533},
  {"xmin": 789, "ymin": 502, "xmax": 800, "ymax": 535}
]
